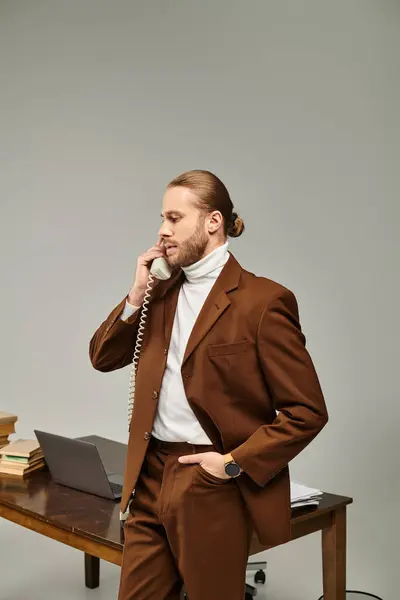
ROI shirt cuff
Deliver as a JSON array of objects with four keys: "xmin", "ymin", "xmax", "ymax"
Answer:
[{"xmin": 120, "ymin": 300, "xmax": 141, "ymax": 321}]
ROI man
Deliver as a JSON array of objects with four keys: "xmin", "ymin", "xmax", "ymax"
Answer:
[{"xmin": 89, "ymin": 169, "xmax": 328, "ymax": 600}]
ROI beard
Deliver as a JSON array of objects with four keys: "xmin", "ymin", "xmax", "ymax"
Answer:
[{"xmin": 167, "ymin": 219, "xmax": 209, "ymax": 268}]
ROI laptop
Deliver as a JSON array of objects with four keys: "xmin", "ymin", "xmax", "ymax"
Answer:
[{"xmin": 34, "ymin": 430, "xmax": 124, "ymax": 500}]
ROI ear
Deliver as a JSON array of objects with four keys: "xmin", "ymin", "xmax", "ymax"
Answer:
[{"xmin": 207, "ymin": 210, "xmax": 223, "ymax": 233}]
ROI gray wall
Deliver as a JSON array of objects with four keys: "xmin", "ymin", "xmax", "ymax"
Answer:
[{"xmin": 1, "ymin": 2, "xmax": 398, "ymax": 599}]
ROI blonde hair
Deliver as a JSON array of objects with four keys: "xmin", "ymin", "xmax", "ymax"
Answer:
[{"xmin": 167, "ymin": 170, "xmax": 245, "ymax": 238}]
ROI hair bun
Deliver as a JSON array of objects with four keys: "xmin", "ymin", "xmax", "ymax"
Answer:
[{"xmin": 228, "ymin": 211, "xmax": 245, "ymax": 238}]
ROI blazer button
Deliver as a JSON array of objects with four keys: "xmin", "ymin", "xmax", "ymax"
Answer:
[
  {"xmin": 144, "ymin": 432, "xmax": 151, "ymax": 441},
  {"xmin": 152, "ymin": 390, "xmax": 158, "ymax": 399}
]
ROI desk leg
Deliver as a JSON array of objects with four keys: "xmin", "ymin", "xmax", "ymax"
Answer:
[
  {"xmin": 85, "ymin": 553, "xmax": 100, "ymax": 589},
  {"xmin": 322, "ymin": 506, "xmax": 346, "ymax": 600}
]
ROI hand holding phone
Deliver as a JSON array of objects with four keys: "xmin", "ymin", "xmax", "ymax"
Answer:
[
  {"xmin": 128, "ymin": 237, "xmax": 172, "ymax": 305},
  {"xmin": 149, "ymin": 236, "xmax": 172, "ymax": 280}
]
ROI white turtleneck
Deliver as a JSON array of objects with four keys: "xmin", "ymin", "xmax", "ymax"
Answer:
[{"xmin": 120, "ymin": 241, "xmax": 230, "ymax": 443}]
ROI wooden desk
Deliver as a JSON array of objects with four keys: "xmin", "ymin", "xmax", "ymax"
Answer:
[{"xmin": 0, "ymin": 436, "xmax": 352, "ymax": 600}]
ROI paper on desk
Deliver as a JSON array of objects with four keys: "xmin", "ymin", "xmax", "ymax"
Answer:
[{"xmin": 290, "ymin": 481, "xmax": 323, "ymax": 508}]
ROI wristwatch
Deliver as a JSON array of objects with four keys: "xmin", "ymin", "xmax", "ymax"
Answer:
[{"xmin": 224, "ymin": 453, "xmax": 242, "ymax": 478}]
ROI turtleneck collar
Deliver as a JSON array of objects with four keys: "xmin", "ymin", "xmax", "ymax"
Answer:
[{"xmin": 181, "ymin": 241, "xmax": 229, "ymax": 283}]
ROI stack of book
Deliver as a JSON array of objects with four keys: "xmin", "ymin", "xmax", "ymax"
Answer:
[
  {"xmin": 0, "ymin": 411, "xmax": 18, "ymax": 449},
  {"xmin": 0, "ymin": 439, "xmax": 45, "ymax": 477}
]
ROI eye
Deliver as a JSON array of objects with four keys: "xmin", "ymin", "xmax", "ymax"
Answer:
[{"xmin": 161, "ymin": 215, "xmax": 180, "ymax": 224}]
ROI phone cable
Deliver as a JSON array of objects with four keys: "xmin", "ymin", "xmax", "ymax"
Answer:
[{"xmin": 127, "ymin": 272, "xmax": 157, "ymax": 428}]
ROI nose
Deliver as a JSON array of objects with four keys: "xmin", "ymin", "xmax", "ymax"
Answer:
[{"xmin": 158, "ymin": 221, "xmax": 172, "ymax": 238}]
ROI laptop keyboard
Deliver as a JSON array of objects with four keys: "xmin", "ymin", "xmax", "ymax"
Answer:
[{"xmin": 109, "ymin": 481, "xmax": 123, "ymax": 495}]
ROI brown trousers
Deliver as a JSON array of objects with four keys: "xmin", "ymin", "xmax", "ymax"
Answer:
[{"xmin": 118, "ymin": 435, "xmax": 253, "ymax": 600}]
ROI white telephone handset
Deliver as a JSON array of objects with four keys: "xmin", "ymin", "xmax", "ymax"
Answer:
[
  {"xmin": 149, "ymin": 256, "xmax": 173, "ymax": 280},
  {"xmin": 122, "ymin": 253, "xmax": 173, "ymax": 522}
]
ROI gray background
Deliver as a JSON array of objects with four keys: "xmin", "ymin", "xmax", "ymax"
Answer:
[{"xmin": 0, "ymin": 1, "xmax": 398, "ymax": 599}]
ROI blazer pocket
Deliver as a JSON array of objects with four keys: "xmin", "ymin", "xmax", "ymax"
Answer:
[{"xmin": 207, "ymin": 339, "xmax": 249, "ymax": 357}]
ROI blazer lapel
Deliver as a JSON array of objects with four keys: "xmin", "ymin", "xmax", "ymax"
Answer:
[
  {"xmin": 157, "ymin": 251, "xmax": 242, "ymax": 365},
  {"xmin": 182, "ymin": 252, "xmax": 242, "ymax": 366},
  {"xmin": 181, "ymin": 280, "xmax": 231, "ymax": 366}
]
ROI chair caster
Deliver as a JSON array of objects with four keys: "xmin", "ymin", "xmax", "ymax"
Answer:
[{"xmin": 254, "ymin": 569, "xmax": 266, "ymax": 584}]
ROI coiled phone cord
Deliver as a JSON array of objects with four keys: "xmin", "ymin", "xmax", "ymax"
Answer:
[
  {"xmin": 120, "ymin": 273, "xmax": 157, "ymax": 523},
  {"xmin": 127, "ymin": 272, "xmax": 157, "ymax": 428}
]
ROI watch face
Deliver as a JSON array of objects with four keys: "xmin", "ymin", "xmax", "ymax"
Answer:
[{"xmin": 225, "ymin": 462, "xmax": 241, "ymax": 477}]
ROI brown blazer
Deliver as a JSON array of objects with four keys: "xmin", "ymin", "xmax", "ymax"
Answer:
[{"xmin": 89, "ymin": 252, "xmax": 328, "ymax": 547}]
